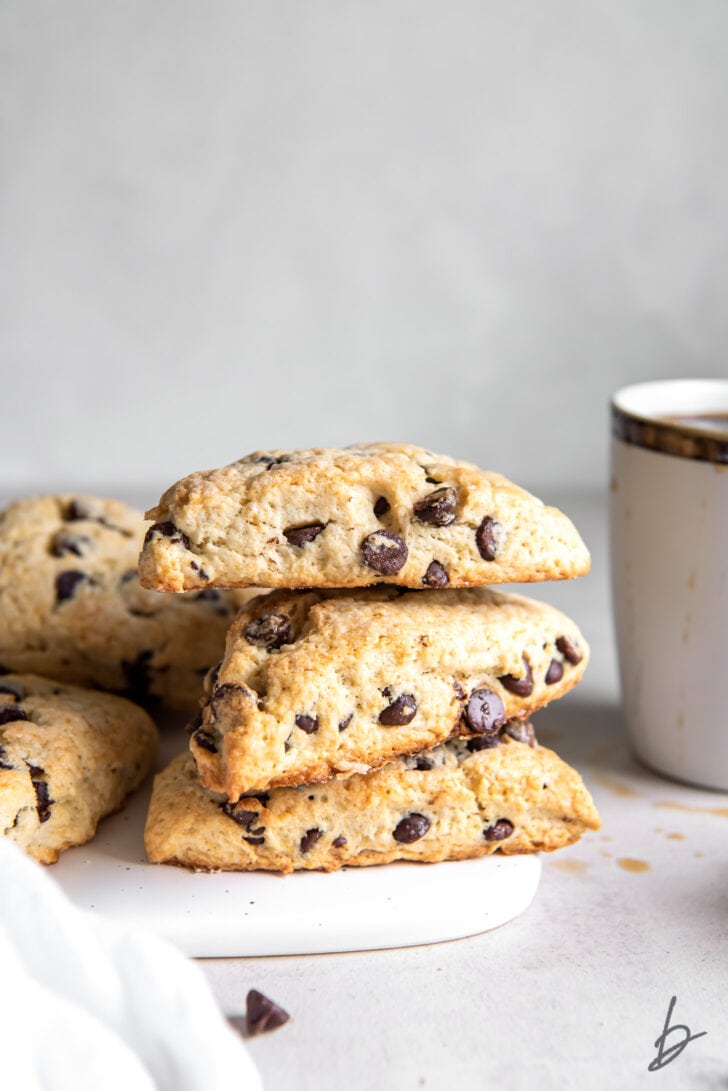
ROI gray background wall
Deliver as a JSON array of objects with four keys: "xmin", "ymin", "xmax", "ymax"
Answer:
[{"xmin": 2, "ymin": 1, "xmax": 727, "ymax": 500}]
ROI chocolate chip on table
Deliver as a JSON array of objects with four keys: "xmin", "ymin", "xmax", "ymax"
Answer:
[
  {"xmin": 332, "ymin": 835, "xmax": 347, "ymax": 848},
  {"xmin": 0, "ymin": 707, "xmax": 29, "ymax": 726},
  {"xmin": 483, "ymin": 819, "xmax": 514, "ymax": 842},
  {"xmin": 283, "ymin": 523, "xmax": 325, "ymax": 546},
  {"xmin": 413, "ymin": 486, "xmax": 457, "ymax": 526},
  {"xmin": 422, "ymin": 560, "xmax": 449, "ymax": 588},
  {"xmin": 463, "ymin": 689, "xmax": 505, "ymax": 735},
  {"xmin": 55, "ymin": 570, "xmax": 89, "ymax": 604},
  {"xmin": 143, "ymin": 521, "xmax": 191, "ymax": 550},
  {"xmin": 244, "ymin": 613, "xmax": 292, "ymax": 650},
  {"xmin": 192, "ymin": 728, "xmax": 219, "ymax": 753},
  {"xmin": 475, "ymin": 516, "xmax": 503, "ymax": 562},
  {"xmin": 499, "ymin": 656, "xmax": 534, "ymax": 697},
  {"xmin": 361, "ymin": 530, "xmax": 408, "ymax": 575},
  {"xmin": 373, "ymin": 496, "xmax": 391, "ymax": 517},
  {"xmin": 393, "ymin": 813, "xmax": 430, "ymax": 843},
  {"xmin": 27, "ymin": 765, "xmax": 53, "ymax": 823},
  {"xmin": 338, "ymin": 713, "xmax": 353, "ymax": 731},
  {"xmin": 544, "ymin": 658, "xmax": 564, "ymax": 685},
  {"xmin": 246, "ymin": 989, "xmax": 290, "ymax": 1037},
  {"xmin": 505, "ymin": 721, "xmax": 537, "ymax": 748},
  {"xmin": 51, "ymin": 531, "xmax": 92, "ymax": 558},
  {"xmin": 300, "ymin": 828, "xmax": 322, "ymax": 853},
  {"xmin": 556, "ymin": 635, "xmax": 583, "ymax": 665},
  {"xmin": 379, "ymin": 693, "xmax": 417, "ymax": 726},
  {"xmin": 122, "ymin": 649, "xmax": 154, "ymax": 700},
  {"xmin": 295, "ymin": 714, "xmax": 319, "ymax": 734}
]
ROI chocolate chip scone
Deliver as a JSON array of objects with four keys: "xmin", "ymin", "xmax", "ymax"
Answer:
[
  {"xmin": 190, "ymin": 586, "xmax": 588, "ymax": 799},
  {"xmin": 0, "ymin": 494, "xmax": 255, "ymax": 709},
  {"xmin": 0, "ymin": 674, "xmax": 157, "ymax": 864},
  {"xmin": 145, "ymin": 734, "xmax": 600, "ymax": 873},
  {"xmin": 139, "ymin": 443, "xmax": 590, "ymax": 592}
]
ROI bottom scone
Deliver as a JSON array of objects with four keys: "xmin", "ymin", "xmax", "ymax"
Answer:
[
  {"xmin": 145, "ymin": 733, "xmax": 600, "ymax": 873},
  {"xmin": 0, "ymin": 674, "xmax": 158, "ymax": 863}
]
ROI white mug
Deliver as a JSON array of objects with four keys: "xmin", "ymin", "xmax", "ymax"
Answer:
[{"xmin": 610, "ymin": 379, "xmax": 728, "ymax": 790}]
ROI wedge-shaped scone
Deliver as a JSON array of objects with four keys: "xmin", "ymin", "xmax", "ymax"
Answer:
[
  {"xmin": 146, "ymin": 734, "xmax": 600, "ymax": 873},
  {"xmin": 0, "ymin": 494, "xmax": 255, "ymax": 709},
  {"xmin": 190, "ymin": 586, "xmax": 589, "ymax": 799},
  {"xmin": 139, "ymin": 443, "xmax": 590, "ymax": 592},
  {"xmin": 0, "ymin": 674, "xmax": 158, "ymax": 863}
]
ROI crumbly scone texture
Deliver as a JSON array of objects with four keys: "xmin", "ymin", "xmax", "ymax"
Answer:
[
  {"xmin": 139, "ymin": 443, "xmax": 591, "ymax": 592},
  {"xmin": 145, "ymin": 735, "xmax": 601, "ymax": 873},
  {"xmin": 190, "ymin": 586, "xmax": 589, "ymax": 799},
  {"xmin": 0, "ymin": 494, "xmax": 255, "ymax": 709},
  {"xmin": 0, "ymin": 674, "xmax": 158, "ymax": 864}
]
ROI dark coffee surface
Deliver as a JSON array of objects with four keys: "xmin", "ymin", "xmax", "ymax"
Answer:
[{"xmin": 612, "ymin": 404, "xmax": 728, "ymax": 464}]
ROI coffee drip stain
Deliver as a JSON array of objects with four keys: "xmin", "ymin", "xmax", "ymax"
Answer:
[
  {"xmin": 656, "ymin": 802, "xmax": 728, "ymax": 819},
  {"xmin": 549, "ymin": 858, "xmax": 589, "ymax": 875},
  {"xmin": 617, "ymin": 857, "xmax": 650, "ymax": 874}
]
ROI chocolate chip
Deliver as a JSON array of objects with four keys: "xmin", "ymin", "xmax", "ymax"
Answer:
[
  {"xmin": 475, "ymin": 516, "xmax": 503, "ymax": 561},
  {"xmin": 283, "ymin": 524, "xmax": 325, "ymax": 547},
  {"xmin": 295, "ymin": 714, "xmax": 319, "ymax": 734},
  {"xmin": 466, "ymin": 734, "xmax": 500, "ymax": 751},
  {"xmin": 332, "ymin": 835, "xmax": 347, "ymax": 848},
  {"xmin": 65, "ymin": 499, "xmax": 93, "ymax": 521},
  {"xmin": 463, "ymin": 689, "xmax": 505, "ymax": 735},
  {"xmin": 499, "ymin": 656, "xmax": 534, "ymax": 697},
  {"xmin": 556, "ymin": 635, "xmax": 583, "ymax": 665},
  {"xmin": 27, "ymin": 765, "xmax": 53, "ymax": 823},
  {"xmin": 143, "ymin": 521, "xmax": 191, "ymax": 550},
  {"xmin": 361, "ymin": 530, "xmax": 408, "ymax": 575},
  {"xmin": 194, "ymin": 588, "xmax": 221, "ymax": 601},
  {"xmin": 300, "ymin": 828, "xmax": 323, "ymax": 853},
  {"xmin": 505, "ymin": 721, "xmax": 537, "ymax": 747},
  {"xmin": 244, "ymin": 835, "xmax": 265, "ymax": 845},
  {"xmin": 373, "ymin": 496, "xmax": 390, "ymax": 517},
  {"xmin": 545, "ymin": 658, "xmax": 564, "ymax": 685},
  {"xmin": 0, "ymin": 682, "xmax": 24, "ymax": 701},
  {"xmin": 193, "ymin": 728, "xmax": 219, "ymax": 753},
  {"xmin": 190, "ymin": 560, "xmax": 210, "ymax": 580},
  {"xmin": 393, "ymin": 813, "xmax": 430, "ymax": 843},
  {"xmin": 246, "ymin": 990, "xmax": 290, "ymax": 1036},
  {"xmin": 244, "ymin": 613, "xmax": 291, "ymax": 650},
  {"xmin": 55, "ymin": 570, "xmax": 89, "ymax": 603},
  {"xmin": 51, "ymin": 531, "xmax": 92, "ymax": 558},
  {"xmin": 412, "ymin": 756, "xmax": 433, "ymax": 770},
  {"xmin": 211, "ymin": 683, "xmax": 250, "ymax": 717},
  {"xmin": 221, "ymin": 803, "xmax": 264, "ymax": 834},
  {"xmin": 413, "ymin": 486, "xmax": 457, "ymax": 526},
  {"xmin": 0, "ymin": 707, "xmax": 28, "ymax": 726},
  {"xmin": 483, "ymin": 819, "xmax": 514, "ymax": 842},
  {"xmin": 422, "ymin": 560, "xmax": 449, "ymax": 588},
  {"xmin": 122, "ymin": 649, "xmax": 154, "ymax": 699},
  {"xmin": 338, "ymin": 713, "xmax": 353, "ymax": 732},
  {"xmin": 379, "ymin": 694, "xmax": 417, "ymax": 726}
]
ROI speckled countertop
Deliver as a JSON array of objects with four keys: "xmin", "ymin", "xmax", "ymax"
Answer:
[{"xmin": 199, "ymin": 492, "xmax": 728, "ymax": 1091}]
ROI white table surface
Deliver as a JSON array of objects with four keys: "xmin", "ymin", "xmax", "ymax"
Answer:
[{"xmin": 193, "ymin": 491, "xmax": 728, "ymax": 1091}]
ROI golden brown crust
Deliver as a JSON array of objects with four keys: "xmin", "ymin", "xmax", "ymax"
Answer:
[
  {"xmin": 139, "ymin": 444, "xmax": 590, "ymax": 592},
  {"xmin": 145, "ymin": 737, "xmax": 600, "ymax": 873}
]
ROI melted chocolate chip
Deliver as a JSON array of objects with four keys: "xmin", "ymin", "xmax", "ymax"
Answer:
[
  {"xmin": 556, "ymin": 635, "xmax": 583, "ymax": 665},
  {"xmin": 27, "ymin": 765, "xmax": 53, "ymax": 823},
  {"xmin": 295, "ymin": 714, "xmax": 319, "ymax": 734},
  {"xmin": 483, "ymin": 819, "xmax": 514, "ymax": 842},
  {"xmin": 283, "ymin": 524, "xmax": 325, "ymax": 547},
  {"xmin": 413, "ymin": 486, "xmax": 457, "ymax": 526},
  {"xmin": 393, "ymin": 813, "xmax": 430, "ymax": 843},
  {"xmin": 246, "ymin": 989, "xmax": 290, "ymax": 1036},
  {"xmin": 475, "ymin": 516, "xmax": 502, "ymax": 561},
  {"xmin": 193, "ymin": 728, "xmax": 219, "ymax": 753},
  {"xmin": 122, "ymin": 649, "xmax": 154, "ymax": 699},
  {"xmin": 422, "ymin": 560, "xmax": 449, "ymax": 588},
  {"xmin": 190, "ymin": 560, "xmax": 210, "ymax": 580},
  {"xmin": 0, "ymin": 682, "xmax": 24, "ymax": 701},
  {"xmin": 0, "ymin": 706, "xmax": 29, "ymax": 726},
  {"xmin": 300, "ymin": 828, "xmax": 323, "ymax": 853},
  {"xmin": 499, "ymin": 657, "xmax": 534, "ymax": 698},
  {"xmin": 210, "ymin": 683, "xmax": 250, "ymax": 717},
  {"xmin": 463, "ymin": 689, "xmax": 505, "ymax": 735},
  {"xmin": 338, "ymin": 713, "xmax": 353, "ymax": 732},
  {"xmin": 51, "ymin": 531, "xmax": 92, "ymax": 558},
  {"xmin": 221, "ymin": 803, "xmax": 264, "ymax": 833},
  {"xmin": 332, "ymin": 835, "xmax": 347, "ymax": 848},
  {"xmin": 55, "ymin": 570, "xmax": 89, "ymax": 604},
  {"xmin": 361, "ymin": 531, "xmax": 408, "ymax": 575},
  {"xmin": 143, "ymin": 521, "xmax": 191, "ymax": 550},
  {"xmin": 545, "ymin": 658, "xmax": 564, "ymax": 685},
  {"xmin": 379, "ymin": 694, "xmax": 417, "ymax": 726},
  {"xmin": 244, "ymin": 613, "xmax": 292, "ymax": 650},
  {"xmin": 244, "ymin": 835, "xmax": 265, "ymax": 845},
  {"xmin": 505, "ymin": 721, "xmax": 537, "ymax": 747},
  {"xmin": 373, "ymin": 496, "xmax": 391, "ymax": 517},
  {"xmin": 466, "ymin": 734, "xmax": 500, "ymax": 751}
]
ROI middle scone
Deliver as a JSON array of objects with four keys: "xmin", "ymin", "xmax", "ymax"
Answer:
[{"xmin": 191, "ymin": 586, "xmax": 588, "ymax": 800}]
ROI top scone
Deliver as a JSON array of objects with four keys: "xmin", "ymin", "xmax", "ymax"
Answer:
[{"xmin": 140, "ymin": 444, "xmax": 590, "ymax": 591}]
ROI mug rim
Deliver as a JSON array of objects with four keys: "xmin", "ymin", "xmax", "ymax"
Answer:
[{"xmin": 611, "ymin": 379, "xmax": 728, "ymax": 465}]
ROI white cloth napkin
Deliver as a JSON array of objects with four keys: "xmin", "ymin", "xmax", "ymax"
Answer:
[{"xmin": 0, "ymin": 840, "xmax": 263, "ymax": 1091}]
